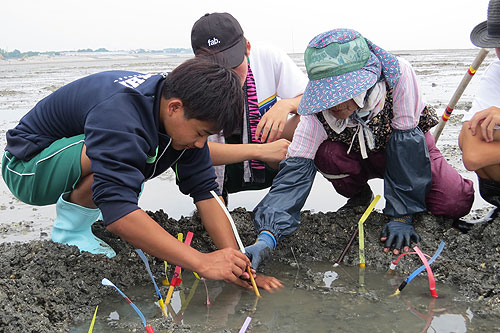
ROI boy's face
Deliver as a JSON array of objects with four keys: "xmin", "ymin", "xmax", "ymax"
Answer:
[
  {"xmin": 161, "ymin": 99, "xmax": 216, "ymax": 150},
  {"xmin": 232, "ymin": 55, "xmax": 248, "ymax": 87}
]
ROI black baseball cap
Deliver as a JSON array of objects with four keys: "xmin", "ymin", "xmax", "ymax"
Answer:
[{"xmin": 191, "ymin": 12, "xmax": 246, "ymax": 68}]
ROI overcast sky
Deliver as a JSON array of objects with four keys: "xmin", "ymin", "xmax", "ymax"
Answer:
[{"xmin": 1, "ymin": 0, "xmax": 490, "ymax": 53}]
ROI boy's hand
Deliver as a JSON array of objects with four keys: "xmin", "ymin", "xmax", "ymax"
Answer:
[
  {"xmin": 255, "ymin": 274, "xmax": 283, "ymax": 292},
  {"xmin": 468, "ymin": 106, "xmax": 500, "ymax": 142},
  {"xmin": 197, "ymin": 248, "xmax": 251, "ymax": 283}
]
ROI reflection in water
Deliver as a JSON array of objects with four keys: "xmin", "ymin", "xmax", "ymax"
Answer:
[
  {"xmin": 78, "ymin": 262, "xmax": 496, "ymax": 332},
  {"xmin": 322, "ymin": 270, "xmax": 339, "ymax": 288},
  {"xmin": 428, "ymin": 314, "xmax": 467, "ymax": 333}
]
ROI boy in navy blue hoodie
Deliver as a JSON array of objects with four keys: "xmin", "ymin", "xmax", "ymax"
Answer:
[{"xmin": 2, "ymin": 57, "xmax": 255, "ymax": 286}]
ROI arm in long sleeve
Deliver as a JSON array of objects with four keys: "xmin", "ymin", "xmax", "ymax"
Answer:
[
  {"xmin": 253, "ymin": 114, "xmax": 327, "ymax": 240},
  {"xmin": 383, "ymin": 127, "xmax": 431, "ymax": 217},
  {"xmin": 253, "ymin": 157, "xmax": 316, "ymax": 240}
]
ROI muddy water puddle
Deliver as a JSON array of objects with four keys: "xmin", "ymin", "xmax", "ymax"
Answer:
[{"xmin": 71, "ymin": 262, "xmax": 495, "ymax": 332}]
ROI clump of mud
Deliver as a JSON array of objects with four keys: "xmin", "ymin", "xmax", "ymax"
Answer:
[{"xmin": 0, "ymin": 207, "xmax": 499, "ymax": 331}]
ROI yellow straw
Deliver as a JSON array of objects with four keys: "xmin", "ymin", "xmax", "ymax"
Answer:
[
  {"xmin": 88, "ymin": 305, "xmax": 98, "ymax": 333},
  {"xmin": 358, "ymin": 266, "xmax": 368, "ymax": 293},
  {"xmin": 358, "ymin": 195, "xmax": 381, "ymax": 267},
  {"xmin": 159, "ymin": 298, "xmax": 168, "ymax": 317},
  {"xmin": 162, "ymin": 261, "xmax": 170, "ymax": 286},
  {"xmin": 165, "ymin": 284, "xmax": 175, "ymax": 305},
  {"xmin": 165, "ymin": 233, "xmax": 186, "ymax": 304}
]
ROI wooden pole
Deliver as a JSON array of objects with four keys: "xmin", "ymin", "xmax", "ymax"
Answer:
[{"xmin": 433, "ymin": 48, "xmax": 490, "ymax": 143}]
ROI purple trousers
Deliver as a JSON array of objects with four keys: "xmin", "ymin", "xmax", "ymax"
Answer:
[{"xmin": 314, "ymin": 132, "xmax": 474, "ymax": 218}]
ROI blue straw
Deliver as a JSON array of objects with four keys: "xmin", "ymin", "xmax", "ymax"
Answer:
[
  {"xmin": 135, "ymin": 249, "xmax": 163, "ymax": 300},
  {"xmin": 404, "ymin": 241, "xmax": 445, "ymax": 285},
  {"xmin": 102, "ymin": 278, "xmax": 147, "ymax": 327}
]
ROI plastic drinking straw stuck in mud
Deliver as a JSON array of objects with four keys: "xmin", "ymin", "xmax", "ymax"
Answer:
[
  {"xmin": 392, "ymin": 241, "xmax": 445, "ymax": 296},
  {"xmin": 202, "ymin": 278, "xmax": 211, "ymax": 305},
  {"xmin": 358, "ymin": 195, "xmax": 381, "ymax": 268},
  {"xmin": 101, "ymin": 278, "xmax": 155, "ymax": 332},
  {"xmin": 135, "ymin": 249, "xmax": 168, "ymax": 317},
  {"xmin": 433, "ymin": 48, "xmax": 489, "ymax": 142},
  {"xmin": 165, "ymin": 232, "xmax": 194, "ymax": 304},
  {"xmin": 387, "ymin": 251, "xmax": 431, "ymax": 274},
  {"xmin": 413, "ymin": 246, "xmax": 438, "ymax": 298},
  {"xmin": 239, "ymin": 316, "xmax": 252, "ymax": 333},
  {"xmin": 210, "ymin": 190, "xmax": 261, "ymax": 298},
  {"xmin": 162, "ymin": 261, "xmax": 170, "ymax": 286},
  {"xmin": 88, "ymin": 305, "xmax": 98, "ymax": 333}
]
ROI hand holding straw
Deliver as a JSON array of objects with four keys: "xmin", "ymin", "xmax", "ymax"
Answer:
[
  {"xmin": 135, "ymin": 249, "xmax": 168, "ymax": 317},
  {"xmin": 210, "ymin": 190, "xmax": 261, "ymax": 297},
  {"xmin": 101, "ymin": 278, "xmax": 154, "ymax": 332},
  {"xmin": 358, "ymin": 195, "xmax": 381, "ymax": 268}
]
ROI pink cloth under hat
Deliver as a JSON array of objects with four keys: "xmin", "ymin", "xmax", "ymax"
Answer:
[
  {"xmin": 470, "ymin": 0, "xmax": 500, "ymax": 48},
  {"xmin": 298, "ymin": 29, "xmax": 401, "ymax": 116}
]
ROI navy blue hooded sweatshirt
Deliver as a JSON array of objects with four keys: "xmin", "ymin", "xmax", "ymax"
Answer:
[{"xmin": 5, "ymin": 70, "xmax": 219, "ymax": 225}]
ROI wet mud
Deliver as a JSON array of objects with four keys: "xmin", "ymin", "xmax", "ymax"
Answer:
[{"xmin": 0, "ymin": 207, "xmax": 499, "ymax": 332}]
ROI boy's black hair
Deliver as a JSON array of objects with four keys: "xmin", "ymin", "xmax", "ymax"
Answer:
[{"xmin": 161, "ymin": 57, "xmax": 243, "ymax": 137}]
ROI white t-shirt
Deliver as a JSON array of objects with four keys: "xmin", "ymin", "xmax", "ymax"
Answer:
[
  {"xmin": 249, "ymin": 43, "xmax": 308, "ymax": 113},
  {"xmin": 210, "ymin": 44, "xmax": 308, "ymax": 190},
  {"xmin": 462, "ymin": 60, "xmax": 500, "ymax": 129}
]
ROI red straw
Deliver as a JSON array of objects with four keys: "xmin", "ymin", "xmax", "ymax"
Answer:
[{"xmin": 413, "ymin": 246, "xmax": 438, "ymax": 298}]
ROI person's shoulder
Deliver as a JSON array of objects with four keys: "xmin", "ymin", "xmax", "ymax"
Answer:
[
  {"xmin": 251, "ymin": 42, "xmax": 290, "ymax": 58},
  {"xmin": 395, "ymin": 56, "xmax": 412, "ymax": 69},
  {"xmin": 485, "ymin": 59, "xmax": 500, "ymax": 75}
]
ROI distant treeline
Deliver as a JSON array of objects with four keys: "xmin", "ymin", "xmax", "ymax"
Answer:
[{"xmin": 0, "ymin": 48, "xmax": 191, "ymax": 60}]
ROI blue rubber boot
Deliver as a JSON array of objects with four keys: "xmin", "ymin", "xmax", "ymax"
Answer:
[{"xmin": 51, "ymin": 192, "xmax": 116, "ymax": 258}]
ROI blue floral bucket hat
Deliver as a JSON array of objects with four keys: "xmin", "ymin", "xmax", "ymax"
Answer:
[{"xmin": 298, "ymin": 29, "xmax": 401, "ymax": 116}]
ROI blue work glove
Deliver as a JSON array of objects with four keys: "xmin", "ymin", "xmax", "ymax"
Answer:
[
  {"xmin": 380, "ymin": 215, "xmax": 421, "ymax": 253},
  {"xmin": 244, "ymin": 231, "xmax": 276, "ymax": 270}
]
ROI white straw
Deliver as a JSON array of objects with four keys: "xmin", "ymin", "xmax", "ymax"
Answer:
[
  {"xmin": 210, "ymin": 190, "xmax": 246, "ymax": 254},
  {"xmin": 239, "ymin": 316, "xmax": 252, "ymax": 333}
]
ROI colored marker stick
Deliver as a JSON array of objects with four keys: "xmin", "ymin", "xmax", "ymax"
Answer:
[
  {"xmin": 239, "ymin": 316, "xmax": 252, "ymax": 333},
  {"xmin": 210, "ymin": 190, "xmax": 261, "ymax": 297},
  {"xmin": 88, "ymin": 305, "xmax": 98, "ymax": 333},
  {"xmin": 135, "ymin": 249, "xmax": 168, "ymax": 317},
  {"xmin": 101, "ymin": 278, "xmax": 154, "ymax": 332},
  {"xmin": 414, "ymin": 246, "xmax": 438, "ymax": 298},
  {"xmin": 165, "ymin": 232, "xmax": 194, "ymax": 304},
  {"xmin": 394, "ymin": 241, "xmax": 445, "ymax": 296},
  {"xmin": 358, "ymin": 195, "xmax": 381, "ymax": 267}
]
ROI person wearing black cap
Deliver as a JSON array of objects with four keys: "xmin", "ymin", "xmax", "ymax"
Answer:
[
  {"xmin": 191, "ymin": 12, "xmax": 308, "ymax": 203},
  {"xmin": 460, "ymin": 0, "xmax": 500, "ymax": 214}
]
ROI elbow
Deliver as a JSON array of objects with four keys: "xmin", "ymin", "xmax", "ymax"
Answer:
[{"xmin": 462, "ymin": 152, "xmax": 481, "ymax": 171}]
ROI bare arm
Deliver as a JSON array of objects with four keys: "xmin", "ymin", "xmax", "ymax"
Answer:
[
  {"xmin": 459, "ymin": 122, "xmax": 500, "ymax": 171},
  {"xmin": 195, "ymin": 197, "xmax": 239, "ymax": 250},
  {"xmin": 106, "ymin": 209, "xmax": 249, "ymax": 283},
  {"xmin": 208, "ymin": 139, "xmax": 290, "ymax": 166},
  {"xmin": 255, "ymin": 95, "xmax": 303, "ymax": 143}
]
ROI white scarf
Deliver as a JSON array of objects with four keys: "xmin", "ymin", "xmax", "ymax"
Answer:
[{"xmin": 323, "ymin": 81, "xmax": 387, "ymax": 159}]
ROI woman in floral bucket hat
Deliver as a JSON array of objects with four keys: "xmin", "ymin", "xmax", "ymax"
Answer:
[{"xmin": 245, "ymin": 29, "xmax": 474, "ymax": 267}]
